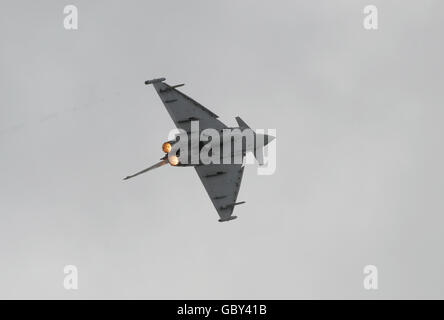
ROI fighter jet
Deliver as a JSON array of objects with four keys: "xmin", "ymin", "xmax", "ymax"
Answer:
[{"xmin": 124, "ymin": 78, "xmax": 274, "ymax": 222}]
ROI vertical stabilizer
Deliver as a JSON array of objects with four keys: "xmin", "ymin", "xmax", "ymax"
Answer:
[{"xmin": 235, "ymin": 116, "xmax": 250, "ymax": 129}]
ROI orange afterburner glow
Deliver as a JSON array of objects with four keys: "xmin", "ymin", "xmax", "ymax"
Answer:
[
  {"xmin": 162, "ymin": 142, "xmax": 172, "ymax": 153},
  {"xmin": 168, "ymin": 155, "xmax": 179, "ymax": 166}
]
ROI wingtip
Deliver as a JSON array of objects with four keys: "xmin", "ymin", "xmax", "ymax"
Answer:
[
  {"xmin": 145, "ymin": 77, "xmax": 166, "ymax": 85},
  {"xmin": 218, "ymin": 216, "xmax": 238, "ymax": 222}
]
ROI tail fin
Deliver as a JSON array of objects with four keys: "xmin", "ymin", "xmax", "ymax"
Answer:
[
  {"xmin": 235, "ymin": 116, "xmax": 250, "ymax": 129},
  {"xmin": 235, "ymin": 116, "xmax": 264, "ymax": 165}
]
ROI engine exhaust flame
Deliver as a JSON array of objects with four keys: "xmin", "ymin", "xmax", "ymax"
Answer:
[
  {"xmin": 162, "ymin": 142, "xmax": 172, "ymax": 153},
  {"xmin": 168, "ymin": 155, "xmax": 179, "ymax": 166}
]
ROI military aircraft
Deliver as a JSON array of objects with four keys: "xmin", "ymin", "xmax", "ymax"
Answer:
[{"xmin": 124, "ymin": 78, "xmax": 274, "ymax": 222}]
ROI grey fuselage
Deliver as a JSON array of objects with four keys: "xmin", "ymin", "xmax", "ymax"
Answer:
[{"xmin": 164, "ymin": 128, "xmax": 273, "ymax": 166}]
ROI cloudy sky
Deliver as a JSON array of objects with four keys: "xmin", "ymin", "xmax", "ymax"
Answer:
[{"xmin": 1, "ymin": 0, "xmax": 444, "ymax": 299}]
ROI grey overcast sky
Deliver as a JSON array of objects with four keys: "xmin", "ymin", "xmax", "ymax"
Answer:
[{"xmin": 1, "ymin": 0, "xmax": 444, "ymax": 299}]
